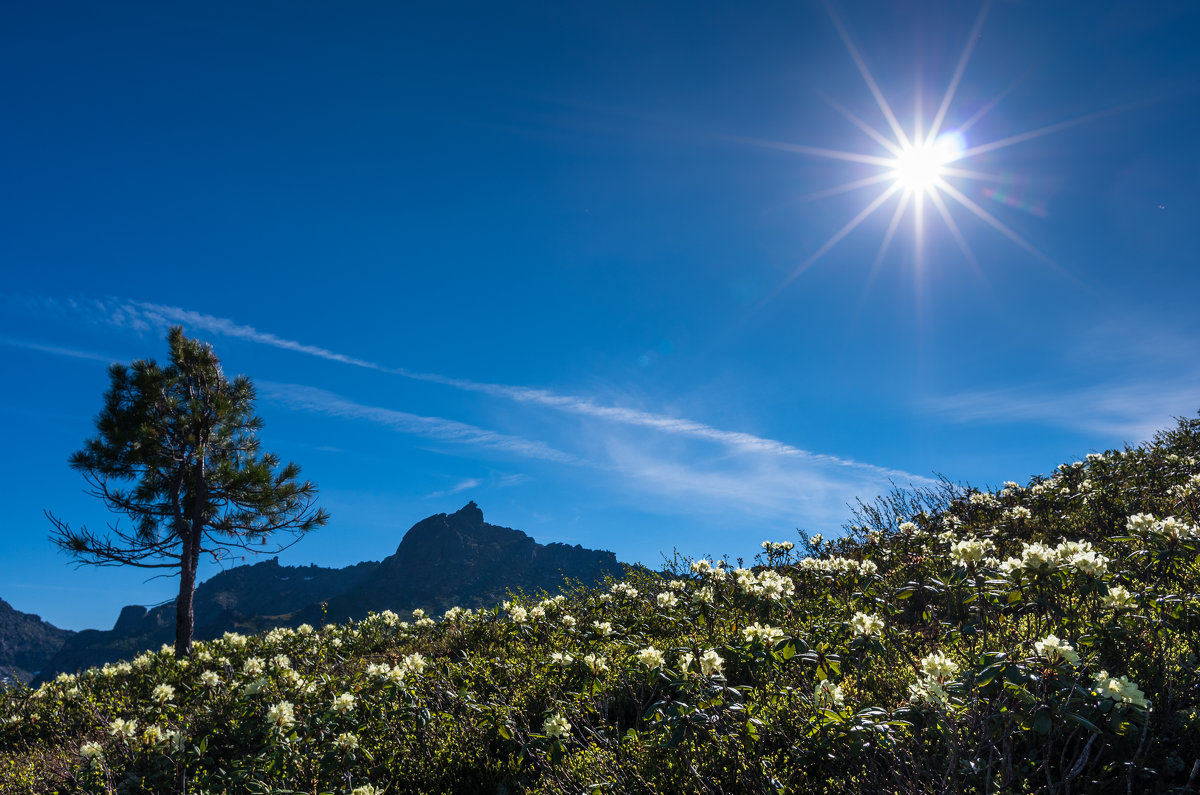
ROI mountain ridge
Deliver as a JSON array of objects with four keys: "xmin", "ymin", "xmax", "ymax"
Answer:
[{"xmin": 17, "ymin": 503, "xmax": 628, "ymax": 684}]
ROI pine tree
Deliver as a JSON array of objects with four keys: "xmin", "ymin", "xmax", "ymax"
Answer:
[{"xmin": 47, "ymin": 326, "xmax": 328, "ymax": 655}]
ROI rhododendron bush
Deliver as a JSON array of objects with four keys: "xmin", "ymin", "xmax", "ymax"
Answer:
[{"xmin": 3, "ymin": 415, "xmax": 1200, "ymax": 793}]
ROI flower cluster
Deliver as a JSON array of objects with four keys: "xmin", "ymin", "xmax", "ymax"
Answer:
[
  {"xmin": 850, "ymin": 612, "xmax": 885, "ymax": 638},
  {"xmin": 949, "ymin": 537, "xmax": 993, "ymax": 566},
  {"xmin": 1094, "ymin": 671, "xmax": 1150, "ymax": 709},
  {"xmin": 267, "ymin": 701, "xmax": 295, "ymax": 730},
  {"xmin": 1034, "ymin": 634, "xmax": 1081, "ymax": 667},
  {"xmin": 543, "ymin": 713, "xmax": 571, "ymax": 739},
  {"xmin": 920, "ymin": 651, "xmax": 958, "ymax": 680},
  {"xmin": 635, "ymin": 646, "xmax": 665, "ymax": 669},
  {"xmin": 733, "ymin": 568, "xmax": 796, "ymax": 601},
  {"xmin": 742, "ymin": 622, "xmax": 784, "ymax": 645},
  {"xmin": 796, "ymin": 556, "xmax": 878, "ymax": 577}
]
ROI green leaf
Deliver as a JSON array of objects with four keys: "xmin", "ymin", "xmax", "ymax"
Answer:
[
  {"xmin": 1064, "ymin": 712, "xmax": 1101, "ymax": 733},
  {"xmin": 1032, "ymin": 709, "xmax": 1052, "ymax": 735}
]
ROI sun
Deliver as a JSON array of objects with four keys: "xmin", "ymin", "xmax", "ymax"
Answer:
[
  {"xmin": 891, "ymin": 132, "xmax": 965, "ymax": 194},
  {"xmin": 744, "ymin": 1, "xmax": 1097, "ymax": 298}
]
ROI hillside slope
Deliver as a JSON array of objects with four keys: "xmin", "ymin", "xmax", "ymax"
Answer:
[
  {"xmin": 0, "ymin": 599, "xmax": 73, "ymax": 686},
  {"xmin": 3, "ymin": 415, "xmax": 1199, "ymax": 794}
]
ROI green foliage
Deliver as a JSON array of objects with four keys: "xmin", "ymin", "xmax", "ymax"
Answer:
[{"xmin": 8, "ymin": 413, "xmax": 1200, "ymax": 793}]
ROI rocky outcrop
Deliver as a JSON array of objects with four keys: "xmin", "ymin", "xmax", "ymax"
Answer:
[{"xmin": 321, "ymin": 502, "xmax": 625, "ymax": 621}]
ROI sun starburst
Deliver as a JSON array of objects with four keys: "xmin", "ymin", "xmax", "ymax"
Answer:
[{"xmin": 750, "ymin": 0, "xmax": 1115, "ymax": 301}]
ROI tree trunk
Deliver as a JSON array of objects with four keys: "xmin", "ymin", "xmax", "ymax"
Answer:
[{"xmin": 175, "ymin": 531, "xmax": 198, "ymax": 657}]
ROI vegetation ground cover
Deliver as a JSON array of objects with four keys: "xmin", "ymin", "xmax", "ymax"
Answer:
[{"xmin": 4, "ymin": 415, "xmax": 1200, "ymax": 794}]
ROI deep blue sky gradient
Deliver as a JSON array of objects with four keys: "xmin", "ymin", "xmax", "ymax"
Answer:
[{"xmin": 2, "ymin": 0, "xmax": 1198, "ymax": 630}]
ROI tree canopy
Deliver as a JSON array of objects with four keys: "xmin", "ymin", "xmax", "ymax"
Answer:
[{"xmin": 48, "ymin": 327, "xmax": 328, "ymax": 655}]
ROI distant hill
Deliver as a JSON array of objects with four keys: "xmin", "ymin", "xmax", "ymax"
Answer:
[
  {"xmin": 0, "ymin": 598, "xmax": 74, "ymax": 686},
  {"xmin": 28, "ymin": 503, "xmax": 627, "ymax": 683}
]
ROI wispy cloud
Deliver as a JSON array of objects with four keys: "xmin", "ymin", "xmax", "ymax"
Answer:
[
  {"xmin": 0, "ymin": 335, "xmax": 118, "ymax": 364},
  {"xmin": 598, "ymin": 434, "xmax": 875, "ymax": 525},
  {"xmin": 11, "ymin": 295, "xmax": 933, "ymax": 525},
  {"xmin": 922, "ymin": 380, "xmax": 1200, "ymax": 442},
  {"xmin": 123, "ymin": 301, "xmax": 385, "ymax": 370},
  {"xmin": 258, "ymin": 382, "xmax": 585, "ymax": 465},
  {"xmin": 424, "ymin": 478, "xmax": 482, "ymax": 499},
  {"xmin": 90, "ymin": 299, "xmax": 928, "ymax": 484}
]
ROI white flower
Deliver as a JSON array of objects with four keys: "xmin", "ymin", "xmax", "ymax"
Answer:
[
  {"xmin": 742, "ymin": 622, "xmax": 783, "ymax": 645},
  {"xmin": 920, "ymin": 651, "xmax": 958, "ymax": 680},
  {"xmin": 699, "ymin": 648, "xmax": 724, "ymax": 676},
  {"xmin": 199, "ymin": 670, "xmax": 221, "ymax": 689},
  {"xmin": 1126, "ymin": 513, "xmax": 1158, "ymax": 534},
  {"xmin": 1070, "ymin": 550, "xmax": 1109, "ymax": 577},
  {"xmin": 151, "ymin": 683, "xmax": 175, "ymax": 705},
  {"xmin": 508, "ymin": 605, "xmax": 528, "ymax": 623},
  {"xmin": 814, "ymin": 679, "xmax": 844, "ymax": 709},
  {"xmin": 549, "ymin": 651, "xmax": 574, "ymax": 667},
  {"xmin": 1034, "ymin": 635, "xmax": 1080, "ymax": 667},
  {"xmin": 561, "ymin": 614, "xmax": 577, "ymax": 628},
  {"xmin": 609, "ymin": 582, "xmax": 639, "ymax": 599},
  {"xmin": 582, "ymin": 653, "xmax": 609, "ymax": 675},
  {"xmin": 335, "ymin": 732, "xmax": 359, "ymax": 751},
  {"xmin": 140, "ymin": 724, "xmax": 179, "ymax": 749},
  {"xmin": 850, "ymin": 612, "xmax": 885, "ymax": 638},
  {"xmin": 678, "ymin": 651, "xmax": 695, "ymax": 672},
  {"xmin": 399, "ymin": 653, "xmax": 428, "ymax": 676},
  {"xmin": 332, "ymin": 692, "xmax": 356, "ymax": 714},
  {"xmin": 656, "ymin": 591, "xmax": 679, "ymax": 608},
  {"xmin": 635, "ymin": 646, "xmax": 665, "ymax": 669},
  {"xmin": 530, "ymin": 606, "xmax": 546, "ymax": 620},
  {"xmin": 271, "ymin": 655, "xmax": 291, "ymax": 671},
  {"xmin": 752, "ymin": 570, "xmax": 796, "ymax": 601},
  {"xmin": 109, "ymin": 718, "xmax": 138, "ymax": 739},
  {"xmin": 79, "ymin": 740, "xmax": 105, "ymax": 765},
  {"xmin": 1104, "ymin": 585, "xmax": 1134, "ymax": 608},
  {"xmin": 297, "ymin": 623, "xmax": 314, "ymax": 635},
  {"xmin": 267, "ymin": 701, "xmax": 295, "ymax": 730},
  {"xmin": 277, "ymin": 669, "xmax": 301, "ymax": 688},
  {"xmin": 1019, "ymin": 542, "xmax": 1058, "ymax": 573},
  {"xmin": 592, "ymin": 621, "xmax": 613, "ymax": 637},
  {"xmin": 243, "ymin": 677, "xmax": 271, "ymax": 696},
  {"xmin": 351, "ymin": 785, "xmax": 380, "ymax": 795},
  {"xmin": 543, "ymin": 713, "xmax": 571, "ymax": 739},
  {"xmin": 909, "ymin": 676, "xmax": 950, "ymax": 707},
  {"xmin": 899, "ymin": 521, "xmax": 918, "ymax": 534},
  {"xmin": 1094, "ymin": 670, "xmax": 1150, "ymax": 709},
  {"xmin": 222, "ymin": 631, "xmax": 247, "ymax": 648},
  {"xmin": 949, "ymin": 538, "xmax": 991, "ymax": 566},
  {"xmin": 242, "ymin": 657, "xmax": 265, "ymax": 677}
]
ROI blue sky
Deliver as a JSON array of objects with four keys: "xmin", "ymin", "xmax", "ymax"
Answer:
[{"xmin": 2, "ymin": 1, "xmax": 1198, "ymax": 631}]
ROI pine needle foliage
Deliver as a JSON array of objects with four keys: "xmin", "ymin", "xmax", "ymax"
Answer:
[{"xmin": 46, "ymin": 327, "xmax": 328, "ymax": 656}]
